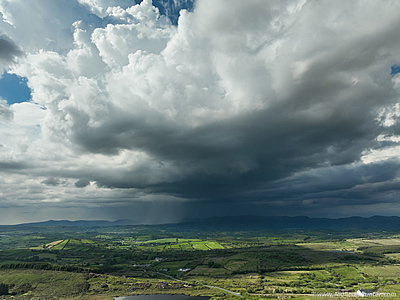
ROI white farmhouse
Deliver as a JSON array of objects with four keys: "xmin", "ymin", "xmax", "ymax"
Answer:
[{"xmin": 178, "ymin": 268, "xmax": 191, "ymax": 272}]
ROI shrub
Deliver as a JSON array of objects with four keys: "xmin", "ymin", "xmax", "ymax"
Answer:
[{"xmin": 0, "ymin": 283, "xmax": 9, "ymax": 295}]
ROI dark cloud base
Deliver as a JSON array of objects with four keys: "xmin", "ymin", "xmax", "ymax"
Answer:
[{"xmin": 1, "ymin": 0, "xmax": 400, "ymax": 224}]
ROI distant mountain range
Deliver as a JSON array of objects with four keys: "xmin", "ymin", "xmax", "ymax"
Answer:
[
  {"xmin": 183, "ymin": 215, "xmax": 400, "ymax": 231},
  {"xmin": 10, "ymin": 219, "xmax": 135, "ymax": 227},
  {"xmin": 7, "ymin": 215, "xmax": 400, "ymax": 231}
]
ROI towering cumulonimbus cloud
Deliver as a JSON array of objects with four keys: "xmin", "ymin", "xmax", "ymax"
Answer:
[{"xmin": 1, "ymin": 0, "xmax": 400, "ymax": 224}]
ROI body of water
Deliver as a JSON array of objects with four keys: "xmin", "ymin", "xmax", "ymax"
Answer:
[{"xmin": 114, "ymin": 295, "xmax": 210, "ymax": 300}]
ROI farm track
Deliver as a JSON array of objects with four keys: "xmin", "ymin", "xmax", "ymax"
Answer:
[
  {"xmin": 152, "ymin": 271, "xmax": 243, "ymax": 298},
  {"xmin": 205, "ymin": 285, "xmax": 242, "ymax": 297}
]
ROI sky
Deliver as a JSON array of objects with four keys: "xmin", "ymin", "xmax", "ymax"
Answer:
[{"xmin": 1, "ymin": 0, "xmax": 400, "ymax": 225}]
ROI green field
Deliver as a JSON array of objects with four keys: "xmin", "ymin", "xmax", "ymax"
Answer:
[
  {"xmin": 51, "ymin": 239, "xmax": 69, "ymax": 250},
  {"xmin": 129, "ymin": 238, "xmax": 225, "ymax": 252},
  {"xmin": 206, "ymin": 241, "xmax": 225, "ymax": 250},
  {"xmin": 191, "ymin": 242, "xmax": 210, "ymax": 251},
  {"xmin": 1, "ymin": 226, "xmax": 400, "ymax": 299}
]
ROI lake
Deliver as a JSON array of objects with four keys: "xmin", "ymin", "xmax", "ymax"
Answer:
[{"xmin": 114, "ymin": 295, "xmax": 210, "ymax": 300}]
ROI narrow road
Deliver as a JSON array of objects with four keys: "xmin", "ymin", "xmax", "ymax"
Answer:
[
  {"xmin": 152, "ymin": 271, "xmax": 243, "ymax": 297},
  {"xmin": 205, "ymin": 285, "xmax": 242, "ymax": 297}
]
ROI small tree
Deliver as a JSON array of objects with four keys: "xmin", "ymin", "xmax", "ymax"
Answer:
[{"xmin": 0, "ymin": 283, "xmax": 9, "ymax": 295}]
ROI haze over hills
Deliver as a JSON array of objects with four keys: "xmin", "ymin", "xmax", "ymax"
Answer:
[
  {"xmin": 10, "ymin": 219, "xmax": 136, "ymax": 227},
  {"xmin": 7, "ymin": 215, "xmax": 400, "ymax": 231}
]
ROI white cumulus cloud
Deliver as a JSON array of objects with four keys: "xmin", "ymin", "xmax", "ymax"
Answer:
[{"xmin": 1, "ymin": 0, "xmax": 400, "ymax": 223}]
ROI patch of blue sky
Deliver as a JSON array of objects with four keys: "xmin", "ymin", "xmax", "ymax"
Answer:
[
  {"xmin": 0, "ymin": 72, "xmax": 31, "ymax": 104},
  {"xmin": 391, "ymin": 65, "xmax": 400, "ymax": 76}
]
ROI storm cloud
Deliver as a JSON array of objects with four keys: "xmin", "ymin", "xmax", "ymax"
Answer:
[
  {"xmin": 0, "ymin": 33, "xmax": 21, "ymax": 70},
  {"xmin": 1, "ymin": 0, "xmax": 400, "ymax": 224}
]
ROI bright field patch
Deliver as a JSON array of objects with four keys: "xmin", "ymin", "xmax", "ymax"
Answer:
[
  {"xmin": 297, "ymin": 241, "xmax": 358, "ymax": 252},
  {"xmin": 143, "ymin": 238, "xmax": 178, "ymax": 244},
  {"xmin": 205, "ymin": 241, "xmax": 224, "ymax": 249},
  {"xmin": 359, "ymin": 238, "xmax": 400, "ymax": 245},
  {"xmin": 45, "ymin": 240, "xmax": 63, "ymax": 249},
  {"xmin": 191, "ymin": 242, "xmax": 209, "ymax": 250},
  {"xmin": 385, "ymin": 253, "xmax": 400, "ymax": 260},
  {"xmin": 332, "ymin": 266, "xmax": 364, "ymax": 281},
  {"xmin": 51, "ymin": 239, "xmax": 69, "ymax": 250},
  {"xmin": 165, "ymin": 244, "xmax": 181, "ymax": 250},
  {"xmin": 359, "ymin": 265, "xmax": 400, "ymax": 278},
  {"xmin": 180, "ymin": 243, "xmax": 193, "ymax": 250}
]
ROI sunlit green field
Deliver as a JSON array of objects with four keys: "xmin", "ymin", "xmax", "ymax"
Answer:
[{"xmin": 1, "ymin": 226, "xmax": 400, "ymax": 299}]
